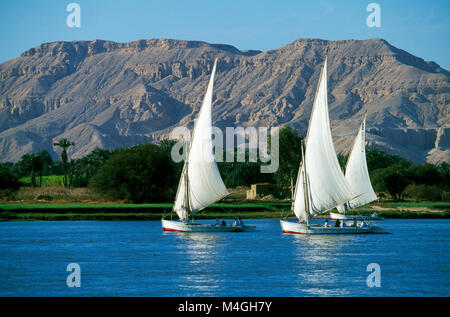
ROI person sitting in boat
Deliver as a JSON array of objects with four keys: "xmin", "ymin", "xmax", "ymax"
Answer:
[
  {"xmin": 221, "ymin": 220, "xmax": 226, "ymax": 226},
  {"xmin": 340, "ymin": 221, "xmax": 346, "ymax": 228},
  {"xmin": 334, "ymin": 219, "xmax": 341, "ymax": 227},
  {"xmin": 352, "ymin": 218, "xmax": 357, "ymax": 227},
  {"xmin": 214, "ymin": 218, "xmax": 221, "ymax": 226},
  {"xmin": 232, "ymin": 218, "xmax": 239, "ymax": 226},
  {"xmin": 237, "ymin": 217, "xmax": 243, "ymax": 226},
  {"xmin": 359, "ymin": 221, "xmax": 368, "ymax": 228},
  {"xmin": 323, "ymin": 220, "xmax": 329, "ymax": 227}
]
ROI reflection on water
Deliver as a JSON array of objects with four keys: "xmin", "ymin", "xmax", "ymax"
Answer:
[
  {"xmin": 290, "ymin": 235, "xmax": 354, "ymax": 296},
  {"xmin": 172, "ymin": 233, "xmax": 222, "ymax": 295}
]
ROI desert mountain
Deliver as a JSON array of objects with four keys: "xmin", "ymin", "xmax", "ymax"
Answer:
[{"xmin": 0, "ymin": 38, "xmax": 448, "ymax": 164}]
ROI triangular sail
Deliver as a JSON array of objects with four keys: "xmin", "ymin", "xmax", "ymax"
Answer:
[
  {"xmin": 337, "ymin": 115, "xmax": 377, "ymax": 212},
  {"xmin": 293, "ymin": 57, "xmax": 355, "ymax": 220},
  {"xmin": 173, "ymin": 57, "xmax": 229, "ymax": 221}
]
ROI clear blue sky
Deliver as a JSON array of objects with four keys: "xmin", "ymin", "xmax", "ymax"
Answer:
[{"xmin": 0, "ymin": 0, "xmax": 449, "ymax": 69}]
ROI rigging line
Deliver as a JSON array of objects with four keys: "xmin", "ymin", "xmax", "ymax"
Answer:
[{"xmin": 282, "ymin": 208, "xmax": 295, "ymax": 220}]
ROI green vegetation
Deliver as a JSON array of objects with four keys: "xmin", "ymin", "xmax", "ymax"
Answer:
[
  {"xmin": 19, "ymin": 175, "xmax": 64, "ymax": 187},
  {"xmin": 53, "ymin": 138, "xmax": 75, "ymax": 188},
  {"xmin": 71, "ymin": 148, "xmax": 114, "ymax": 187},
  {"xmin": 370, "ymin": 162, "xmax": 450, "ymax": 201},
  {"xmin": 0, "ymin": 165, "xmax": 21, "ymax": 200},
  {"xmin": 216, "ymin": 125, "xmax": 303, "ymax": 192},
  {"xmin": 273, "ymin": 126, "xmax": 303, "ymax": 192},
  {"xmin": 0, "ymin": 201, "xmax": 448, "ymax": 221},
  {"xmin": 377, "ymin": 201, "xmax": 450, "ymax": 210},
  {"xmin": 17, "ymin": 150, "xmax": 53, "ymax": 187},
  {"xmin": 0, "ymin": 202, "xmax": 289, "ymax": 221},
  {"xmin": 0, "ymin": 203, "xmax": 173, "ymax": 211},
  {"xmin": 89, "ymin": 143, "xmax": 177, "ymax": 203},
  {"xmin": 218, "ymin": 150, "xmax": 273, "ymax": 188},
  {"xmin": 9, "ymin": 186, "xmax": 103, "ymax": 201}
]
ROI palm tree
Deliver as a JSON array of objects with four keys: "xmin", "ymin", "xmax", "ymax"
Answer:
[
  {"xmin": 18, "ymin": 153, "xmax": 41, "ymax": 187},
  {"xmin": 53, "ymin": 138, "xmax": 75, "ymax": 188},
  {"xmin": 37, "ymin": 150, "xmax": 53, "ymax": 187}
]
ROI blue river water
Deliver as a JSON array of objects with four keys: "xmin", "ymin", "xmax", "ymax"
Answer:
[{"xmin": 0, "ymin": 219, "xmax": 449, "ymax": 296}]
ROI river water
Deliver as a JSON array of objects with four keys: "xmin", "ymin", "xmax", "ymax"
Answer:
[{"xmin": 0, "ymin": 219, "xmax": 449, "ymax": 296}]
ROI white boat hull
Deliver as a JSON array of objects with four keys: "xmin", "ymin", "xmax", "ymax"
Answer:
[
  {"xmin": 162, "ymin": 219, "xmax": 256, "ymax": 232},
  {"xmin": 280, "ymin": 219, "xmax": 385, "ymax": 234},
  {"xmin": 330, "ymin": 212, "xmax": 384, "ymax": 221}
]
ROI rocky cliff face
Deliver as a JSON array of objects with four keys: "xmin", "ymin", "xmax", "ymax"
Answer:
[{"xmin": 0, "ymin": 38, "xmax": 448, "ymax": 163}]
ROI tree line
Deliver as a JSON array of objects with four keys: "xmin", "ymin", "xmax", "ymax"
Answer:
[{"xmin": 1, "ymin": 128, "xmax": 449, "ymax": 203}]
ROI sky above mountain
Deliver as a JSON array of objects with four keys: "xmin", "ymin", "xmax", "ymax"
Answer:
[{"xmin": 0, "ymin": 0, "xmax": 449, "ymax": 70}]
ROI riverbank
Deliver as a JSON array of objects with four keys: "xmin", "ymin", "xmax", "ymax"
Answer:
[{"xmin": 0, "ymin": 201, "xmax": 448, "ymax": 221}]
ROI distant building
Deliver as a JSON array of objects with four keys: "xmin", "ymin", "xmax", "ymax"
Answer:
[{"xmin": 246, "ymin": 183, "xmax": 291, "ymax": 200}]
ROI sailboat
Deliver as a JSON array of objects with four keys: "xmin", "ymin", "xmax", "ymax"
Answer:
[
  {"xmin": 280, "ymin": 52, "xmax": 384, "ymax": 234},
  {"xmin": 162, "ymin": 55, "xmax": 255, "ymax": 232},
  {"xmin": 330, "ymin": 114, "xmax": 383, "ymax": 221}
]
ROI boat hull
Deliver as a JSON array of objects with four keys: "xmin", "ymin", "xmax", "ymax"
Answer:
[
  {"xmin": 161, "ymin": 219, "xmax": 256, "ymax": 232},
  {"xmin": 330, "ymin": 212, "xmax": 384, "ymax": 221},
  {"xmin": 280, "ymin": 219, "xmax": 385, "ymax": 234}
]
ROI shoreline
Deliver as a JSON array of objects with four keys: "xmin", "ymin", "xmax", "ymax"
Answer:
[{"xmin": 0, "ymin": 201, "xmax": 448, "ymax": 221}]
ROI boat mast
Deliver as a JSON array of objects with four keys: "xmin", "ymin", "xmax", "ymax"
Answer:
[
  {"xmin": 184, "ymin": 138, "xmax": 191, "ymax": 224},
  {"xmin": 184, "ymin": 161, "xmax": 191, "ymax": 224},
  {"xmin": 301, "ymin": 140, "xmax": 311, "ymax": 226}
]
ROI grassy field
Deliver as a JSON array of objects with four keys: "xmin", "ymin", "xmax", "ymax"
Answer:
[
  {"xmin": 19, "ymin": 175, "xmax": 65, "ymax": 187},
  {"xmin": 377, "ymin": 201, "xmax": 450, "ymax": 210},
  {"xmin": 0, "ymin": 202, "xmax": 288, "ymax": 221},
  {"xmin": 9, "ymin": 186, "xmax": 103, "ymax": 201},
  {"xmin": 0, "ymin": 201, "xmax": 448, "ymax": 221}
]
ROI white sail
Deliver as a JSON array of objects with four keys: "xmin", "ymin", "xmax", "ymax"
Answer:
[
  {"xmin": 337, "ymin": 115, "xmax": 377, "ymax": 212},
  {"xmin": 173, "ymin": 57, "xmax": 229, "ymax": 221},
  {"xmin": 293, "ymin": 57, "xmax": 355, "ymax": 220}
]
